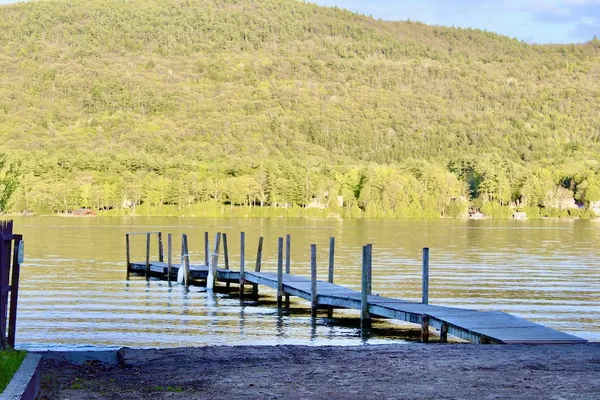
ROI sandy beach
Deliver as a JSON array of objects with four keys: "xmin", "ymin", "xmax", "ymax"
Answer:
[{"xmin": 37, "ymin": 343, "xmax": 600, "ymax": 399}]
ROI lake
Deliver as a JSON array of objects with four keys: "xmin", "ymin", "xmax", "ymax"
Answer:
[{"xmin": 11, "ymin": 217, "xmax": 600, "ymax": 350}]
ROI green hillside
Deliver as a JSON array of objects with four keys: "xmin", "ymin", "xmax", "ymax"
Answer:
[{"xmin": 1, "ymin": 0, "xmax": 600, "ymax": 218}]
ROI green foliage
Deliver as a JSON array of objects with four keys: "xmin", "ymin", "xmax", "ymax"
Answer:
[
  {"xmin": 0, "ymin": 350, "xmax": 26, "ymax": 392},
  {"xmin": 1, "ymin": 0, "xmax": 600, "ymax": 218}
]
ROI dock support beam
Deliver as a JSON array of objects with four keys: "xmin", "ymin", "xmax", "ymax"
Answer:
[
  {"xmin": 167, "ymin": 233, "xmax": 172, "ymax": 283},
  {"xmin": 440, "ymin": 322, "xmax": 448, "ymax": 343},
  {"xmin": 285, "ymin": 234, "xmax": 291, "ymax": 308},
  {"xmin": 277, "ymin": 237, "xmax": 284, "ymax": 309},
  {"xmin": 422, "ymin": 247, "xmax": 429, "ymax": 305},
  {"xmin": 361, "ymin": 244, "xmax": 372, "ymax": 332},
  {"xmin": 252, "ymin": 237, "xmax": 263, "ymax": 298},
  {"xmin": 421, "ymin": 315, "xmax": 429, "ymax": 343},
  {"xmin": 239, "ymin": 232, "xmax": 245, "ymax": 303},
  {"xmin": 310, "ymin": 244, "xmax": 317, "ymax": 315}
]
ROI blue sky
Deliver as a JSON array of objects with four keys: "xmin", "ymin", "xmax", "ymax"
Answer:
[
  {"xmin": 1, "ymin": 0, "xmax": 598, "ymax": 43},
  {"xmin": 312, "ymin": 0, "xmax": 600, "ymax": 43}
]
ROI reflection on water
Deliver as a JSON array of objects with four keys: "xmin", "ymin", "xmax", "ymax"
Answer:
[{"xmin": 12, "ymin": 217, "xmax": 600, "ymax": 350}]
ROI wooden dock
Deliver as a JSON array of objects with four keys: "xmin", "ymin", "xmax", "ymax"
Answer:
[{"xmin": 126, "ymin": 231, "xmax": 588, "ymax": 345}]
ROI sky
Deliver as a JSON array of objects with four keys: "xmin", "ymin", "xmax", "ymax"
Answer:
[
  {"xmin": 312, "ymin": 0, "xmax": 600, "ymax": 43},
  {"xmin": 1, "ymin": 0, "xmax": 598, "ymax": 44}
]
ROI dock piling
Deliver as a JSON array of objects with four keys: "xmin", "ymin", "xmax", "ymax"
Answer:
[
  {"xmin": 223, "ymin": 233, "xmax": 230, "ymax": 289},
  {"xmin": 328, "ymin": 237, "xmax": 335, "ymax": 283},
  {"xmin": 361, "ymin": 244, "xmax": 372, "ymax": 331},
  {"xmin": 239, "ymin": 232, "xmax": 245, "ymax": 302},
  {"xmin": 440, "ymin": 322, "xmax": 448, "ymax": 343},
  {"xmin": 204, "ymin": 232, "xmax": 209, "ymax": 267},
  {"xmin": 125, "ymin": 233, "xmax": 131, "ymax": 278},
  {"xmin": 208, "ymin": 233, "xmax": 222, "ymax": 290},
  {"xmin": 422, "ymin": 247, "xmax": 429, "ymax": 305},
  {"xmin": 158, "ymin": 232, "xmax": 164, "ymax": 263},
  {"xmin": 277, "ymin": 237, "xmax": 284, "ymax": 309},
  {"xmin": 252, "ymin": 236, "xmax": 263, "ymax": 297},
  {"xmin": 285, "ymin": 234, "xmax": 291, "ymax": 308},
  {"xmin": 145, "ymin": 233, "xmax": 151, "ymax": 280},
  {"xmin": 310, "ymin": 244, "xmax": 317, "ymax": 314},
  {"xmin": 167, "ymin": 233, "xmax": 172, "ymax": 283},
  {"xmin": 182, "ymin": 233, "xmax": 190, "ymax": 286},
  {"xmin": 421, "ymin": 315, "xmax": 430, "ymax": 343}
]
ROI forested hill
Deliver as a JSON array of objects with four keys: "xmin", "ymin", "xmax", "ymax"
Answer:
[{"xmin": 1, "ymin": 0, "xmax": 600, "ymax": 218}]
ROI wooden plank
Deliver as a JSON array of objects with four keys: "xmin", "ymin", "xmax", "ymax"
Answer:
[
  {"xmin": 277, "ymin": 237, "xmax": 284, "ymax": 308},
  {"xmin": 422, "ymin": 247, "xmax": 429, "ymax": 305}
]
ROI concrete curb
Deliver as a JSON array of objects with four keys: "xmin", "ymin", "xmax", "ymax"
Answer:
[{"xmin": 0, "ymin": 353, "xmax": 42, "ymax": 400}]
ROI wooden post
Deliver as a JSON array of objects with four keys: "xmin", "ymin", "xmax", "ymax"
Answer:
[
  {"xmin": 239, "ymin": 232, "xmax": 245, "ymax": 302},
  {"xmin": 285, "ymin": 234, "xmax": 291, "ymax": 308},
  {"xmin": 422, "ymin": 247, "xmax": 429, "ymax": 305},
  {"xmin": 277, "ymin": 237, "xmax": 284, "ymax": 309},
  {"xmin": 328, "ymin": 237, "xmax": 335, "ymax": 283},
  {"xmin": 440, "ymin": 322, "xmax": 448, "ymax": 343},
  {"xmin": 252, "ymin": 236, "xmax": 263, "ymax": 297},
  {"xmin": 204, "ymin": 231, "xmax": 209, "ymax": 266},
  {"xmin": 145, "ymin": 232, "xmax": 151, "ymax": 280},
  {"xmin": 223, "ymin": 233, "xmax": 230, "ymax": 289},
  {"xmin": 158, "ymin": 232, "xmax": 164, "ymax": 263},
  {"xmin": 327, "ymin": 237, "xmax": 335, "ymax": 318},
  {"xmin": 182, "ymin": 234, "xmax": 190, "ymax": 286},
  {"xmin": 7, "ymin": 234, "xmax": 22, "ymax": 348},
  {"xmin": 310, "ymin": 244, "xmax": 317, "ymax": 314},
  {"xmin": 361, "ymin": 244, "xmax": 372, "ymax": 331},
  {"xmin": 421, "ymin": 315, "xmax": 430, "ymax": 343},
  {"xmin": 125, "ymin": 234, "xmax": 131, "ymax": 272},
  {"xmin": 208, "ymin": 233, "xmax": 221, "ymax": 290},
  {"xmin": 167, "ymin": 234, "xmax": 172, "ymax": 283}
]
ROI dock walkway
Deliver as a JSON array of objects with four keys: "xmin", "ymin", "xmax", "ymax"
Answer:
[{"xmin": 126, "ymin": 232, "xmax": 587, "ymax": 345}]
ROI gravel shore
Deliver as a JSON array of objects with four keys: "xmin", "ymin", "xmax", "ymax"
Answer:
[{"xmin": 38, "ymin": 343, "xmax": 600, "ymax": 399}]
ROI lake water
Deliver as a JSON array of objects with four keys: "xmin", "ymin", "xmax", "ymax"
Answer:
[{"xmin": 11, "ymin": 217, "xmax": 600, "ymax": 350}]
